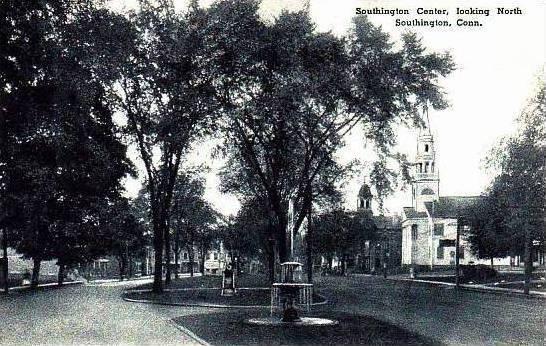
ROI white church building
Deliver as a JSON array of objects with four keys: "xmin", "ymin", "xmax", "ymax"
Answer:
[{"xmin": 401, "ymin": 114, "xmax": 510, "ymax": 268}]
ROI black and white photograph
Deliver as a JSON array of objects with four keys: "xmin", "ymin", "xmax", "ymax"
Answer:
[{"xmin": 0, "ymin": 0, "xmax": 544, "ymax": 345}]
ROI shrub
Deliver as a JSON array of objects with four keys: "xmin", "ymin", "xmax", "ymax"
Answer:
[{"xmin": 460, "ymin": 264, "xmax": 497, "ymax": 282}]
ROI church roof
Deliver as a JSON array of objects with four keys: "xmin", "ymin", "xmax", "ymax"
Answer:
[
  {"xmin": 424, "ymin": 196, "xmax": 484, "ymax": 219},
  {"xmin": 358, "ymin": 184, "xmax": 373, "ymax": 198},
  {"xmin": 403, "ymin": 207, "xmax": 428, "ymax": 219},
  {"xmin": 373, "ymin": 215, "xmax": 402, "ymax": 229}
]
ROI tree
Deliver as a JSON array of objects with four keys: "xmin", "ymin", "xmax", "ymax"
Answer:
[
  {"xmin": 170, "ymin": 172, "xmax": 220, "ymax": 278},
  {"xmin": 219, "ymin": 202, "xmax": 269, "ymax": 276},
  {"xmin": 466, "ymin": 193, "xmax": 512, "ymax": 268},
  {"xmin": 111, "ymin": 1, "xmax": 218, "ymax": 293},
  {"xmin": 99, "ymin": 198, "xmax": 147, "ymax": 281},
  {"xmin": 312, "ymin": 209, "xmax": 376, "ymax": 275},
  {"xmin": 211, "ymin": 1, "xmax": 453, "ymax": 281},
  {"xmin": 478, "ymin": 80, "xmax": 545, "ymax": 294},
  {"xmin": 0, "ymin": 1, "xmax": 134, "ymax": 288},
  {"xmin": 170, "ymin": 172, "xmax": 204, "ymax": 279}
]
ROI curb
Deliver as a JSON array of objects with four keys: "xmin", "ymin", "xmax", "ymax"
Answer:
[
  {"xmin": 122, "ymin": 287, "xmax": 329, "ymax": 309},
  {"xmin": 7, "ymin": 280, "xmax": 84, "ymax": 292},
  {"xmin": 387, "ymin": 277, "xmax": 546, "ymax": 299},
  {"xmin": 87, "ymin": 276, "xmax": 154, "ymax": 284},
  {"xmin": 166, "ymin": 319, "xmax": 210, "ymax": 346}
]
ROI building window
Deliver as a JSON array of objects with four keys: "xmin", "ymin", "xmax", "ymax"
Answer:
[
  {"xmin": 459, "ymin": 247, "xmax": 465, "ymax": 259},
  {"xmin": 213, "ymin": 252, "xmax": 219, "ymax": 260},
  {"xmin": 418, "ymin": 163, "xmax": 422, "ymax": 173},
  {"xmin": 439, "ymin": 239, "xmax": 456, "ymax": 247},
  {"xmin": 424, "ymin": 162, "xmax": 429, "ymax": 173},
  {"xmin": 411, "ymin": 225, "xmax": 418, "ymax": 240},
  {"xmin": 431, "ymin": 162, "xmax": 435, "ymax": 172},
  {"xmin": 433, "ymin": 223, "xmax": 444, "ymax": 236},
  {"xmin": 183, "ymin": 252, "xmax": 188, "ymax": 260},
  {"xmin": 437, "ymin": 246, "xmax": 444, "ymax": 259},
  {"xmin": 425, "ymin": 144, "xmax": 429, "ymax": 152},
  {"xmin": 365, "ymin": 199, "xmax": 370, "ymax": 209}
]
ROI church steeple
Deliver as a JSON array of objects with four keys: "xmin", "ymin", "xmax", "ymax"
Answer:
[
  {"xmin": 357, "ymin": 183, "xmax": 373, "ymax": 212},
  {"xmin": 413, "ymin": 107, "xmax": 439, "ymax": 211}
]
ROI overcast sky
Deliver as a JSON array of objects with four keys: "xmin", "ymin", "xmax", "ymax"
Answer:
[{"xmin": 117, "ymin": 0, "xmax": 545, "ymax": 216}]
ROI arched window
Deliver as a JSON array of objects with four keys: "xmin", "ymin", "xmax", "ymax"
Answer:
[
  {"xmin": 418, "ymin": 163, "xmax": 423, "ymax": 173},
  {"xmin": 431, "ymin": 162, "xmax": 434, "ymax": 172},
  {"xmin": 425, "ymin": 144, "xmax": 429, "ymax": 152},
  {"xmin": 365, "ymin": 199, "xmax": 370, "ymax": 209},
  {"xmin": 424, "ymin": 162, "xmax": 429, "ymax": 173},
  {"xmin": 421, "ymin": 188, "xmax": 435, "ymax": 196}
]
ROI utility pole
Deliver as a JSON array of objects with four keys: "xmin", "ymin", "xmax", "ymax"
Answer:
[
  {"xmin": 523, "ymin": 223, "xmax": 531, "ymax": 295},
  {"xmin": 2, "ymin": 228, "xmax": 8, "ymax": 294},
  {"xmin": 455, "ymin": 221, "xmax": 461, "ymax": 289}
]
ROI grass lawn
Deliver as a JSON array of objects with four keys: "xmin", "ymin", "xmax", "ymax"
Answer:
[
  {"xmin": 416, "ymin": 272, "xmax": 545, "ymax": 285},
  {"xmin": 173, "ymin": 310, "xmax": 440, "ymax": 345},
  {"xmin": 494, "ymin": 281, "xmax": 546, "ymax": 292},
  {"xmin": 137, "ymin": 273, "xmax": 270, "ymax": 290},
  {"xmin": 125, "ymin": 287, "xmax": 325, "ymax": 306},
  {"xmin": 126, "ymin": 273, "xmax": 326, "ymax": 306}
]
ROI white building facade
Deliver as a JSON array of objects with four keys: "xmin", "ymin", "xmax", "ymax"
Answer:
[{"xmin": 401, "ymin": 114, "xmax": 510, "ymax": 268}]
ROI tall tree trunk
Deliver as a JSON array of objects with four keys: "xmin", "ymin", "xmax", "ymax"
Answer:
[
  {"xmin": 2, "ymin": 228, "xmax": 8, "ymax": 294},
  {"xmin": 490, "ymin": 256, "xmax": 494, "ymax": 270},
  {"xmin": 199, "ymin": 245, "xmax": 206, "ymax": 275},
  {"xmin": 267, "ymin": 222, "xmax": 276, "ymax": 283},
  {"xmin": 306, "ymin": 185, "xmax": 313, "ymax": 283},
  {"xmin": 57, "ymin": 262, "xmax": 65, "ymax": 286},
  {"xmin": 128, "ymin": 255, "xmax": 133, "ymax": 278},
  {"xmin": 188, "ymin": 245, "xmax": 194, "ymax": 277},
  {"xmin": 174, "ymin": 232, "xmax": 180, "ymax": 279},
  {"xmin": 523, "ymin": 228, "xmax": 532, "ymax": 295},
  {"xmin": 125, "ymin": 241, "xmax": 132, "ymax": 279},
  {"xmin": 277, "ymin": 223, "xmax": 287, "ymax": 263},
  {"xmin": 152, "ymin": 220, "xmax": 164, "ymax": 293},
  {"xmin": 118, "ymin": 254, "xmax": 125, "ymax": 281},
  {"xmin": 31, "ymin": 257, "xmax": 41, "ymax": 289},
  {"xmin": 271, "ymin": 205, "xmax": 288, "ymax": 264},
  {"xmin": 267, "ymin": 241, "xmax": 275, "ymax": 284},
  {"xmin": 165, "ymin": 227, "xmax": 172, "ymax": 285}
]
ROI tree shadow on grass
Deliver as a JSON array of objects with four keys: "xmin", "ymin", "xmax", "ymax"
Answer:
[{"xmin": 173, "ymin": 310, "xmax": 442, "ymax": 345}]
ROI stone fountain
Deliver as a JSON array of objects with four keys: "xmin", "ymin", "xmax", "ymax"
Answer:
[
  {"xmin": 246, "ymin": 197, "xmax": 337, "ymax": 327},
  {"xmin": 271, "ymin": 261, "xmax": 313, "ymax": 322}
]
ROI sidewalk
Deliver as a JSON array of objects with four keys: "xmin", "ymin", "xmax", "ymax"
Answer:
[
  {"xmin": 86, "ymin": 273, "xmax": 202, "ymax": 286},
  {"xmin": 6, "ymin": 280, "xmax": 84, "ymax": 292},
  {"xmin": 388, "ymin": 274, "xmax": 546, "ymax": 299}
]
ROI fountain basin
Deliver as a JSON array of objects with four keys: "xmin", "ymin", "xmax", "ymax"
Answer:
[{"xmin": 245, "ymin": 316, "xmax": 339, "ymax": 327}]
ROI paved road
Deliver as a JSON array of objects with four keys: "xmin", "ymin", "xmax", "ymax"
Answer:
[
  {"xmin": 317, "ymin": 275, "xmax": 546, "ymax": 345},
  {"xmin": 0, "ymin": 280, "xmax": 207, "ymax": 345},
  {"xmin": 1, "ymin": 276, "xmax": 544, "ymax": 345}
]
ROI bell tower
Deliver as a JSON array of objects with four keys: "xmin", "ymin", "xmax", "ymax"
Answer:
[
  {"xmin": 413, "ymin": 108, "xmax": 439, "ymax": 212},
  {"xmin": 357, "ymin": 183, "xmax": 373, "ymax": 213}
]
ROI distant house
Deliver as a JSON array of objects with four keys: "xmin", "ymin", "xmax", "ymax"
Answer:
[
  {"xmin": 203, "ymin": 244, "xmax": 227, "ymax": 275},
  {"xmin": 1, "ymin": 247, "xmax": 59, "ymax": 282},
  {"xmin": 162, "ymin": 242, "xmax": 228, "ymax": 276},
  {"xmin": 354, "ymin": 184, "xmax": 402, "ymax": 273},
  {"xmin": 319, "ymin": 184, "xmax": 402, "ymax": 274}
]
